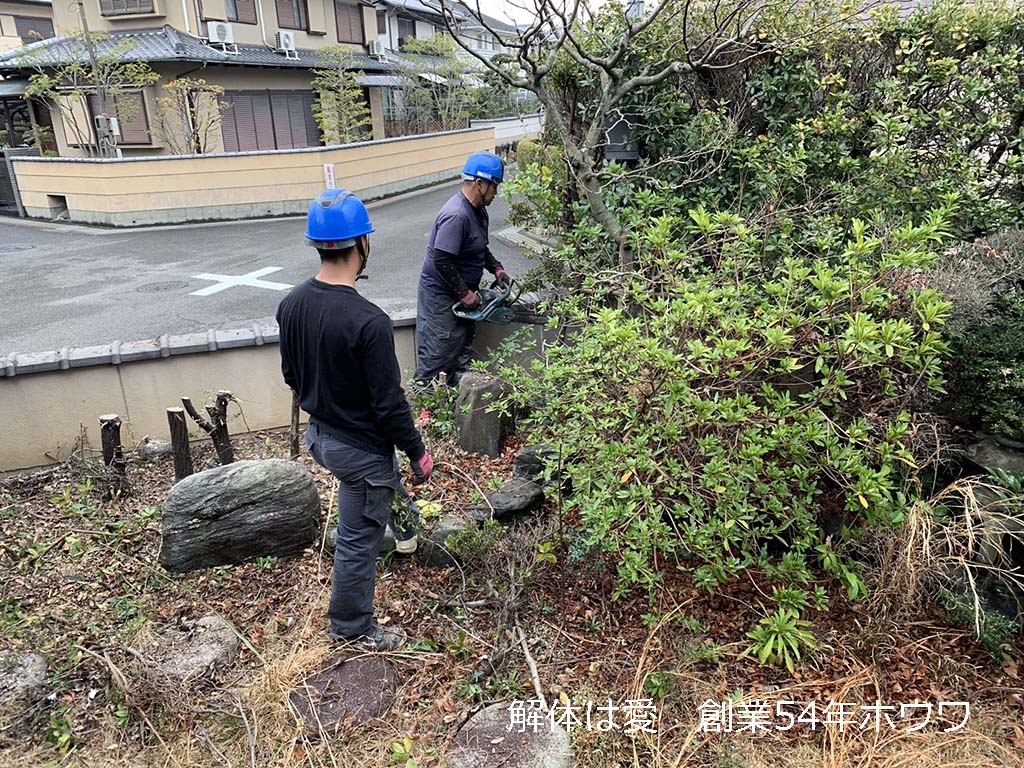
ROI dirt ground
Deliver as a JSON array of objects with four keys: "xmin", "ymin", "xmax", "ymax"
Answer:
[{"xmin": 1, "ymin": 427, "xmax": 1023, "ymax": 768}]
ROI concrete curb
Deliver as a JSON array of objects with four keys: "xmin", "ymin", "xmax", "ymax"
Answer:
[{"xmin": 1, "ymin": 312, "xmax": 418, "ymax": 378}]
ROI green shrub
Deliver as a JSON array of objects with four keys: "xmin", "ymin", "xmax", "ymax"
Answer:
[
  {"xmin": 499, "ymin": 207, "xmax": 952, "ymax": 598},
  {"xmin": 947, "ymin": 290, "xmax": 1024, "ymax": 439}
]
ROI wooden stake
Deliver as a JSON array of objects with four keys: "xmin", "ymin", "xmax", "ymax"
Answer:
[
  {"xmin": 98, "ymin": 413, "xmax": 128, "ymax": 497},
  {"xmin": 289, "ymin": 390, "xmax": 301, "ymax": 460},
  {"xmin": 166, "ymin": 407, "xmax": 193, "ymax": 481}
]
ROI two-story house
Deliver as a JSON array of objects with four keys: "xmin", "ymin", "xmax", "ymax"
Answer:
[
  {"xmin": 0, "ymin": 0, "xmax": 52, "ymax": 145},
  {"xmin": 0, "ymin": 0, "xmax": 394, "ymax": 156}
]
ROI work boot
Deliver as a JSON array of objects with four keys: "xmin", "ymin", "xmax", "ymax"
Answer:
[
  {"xmin": 330, "ymin": 623, "xmax": 408, "ymax": 651},
  {"xmin": 357, "ymin": 623, "xmax": 408, "ymax": 652}
]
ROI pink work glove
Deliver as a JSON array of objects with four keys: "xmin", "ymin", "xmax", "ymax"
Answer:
[{"xmin": 411, "ymin": 451, "xmax": 434, "ymax": 485}]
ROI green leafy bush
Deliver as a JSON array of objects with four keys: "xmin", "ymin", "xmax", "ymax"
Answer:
[
  {"xmin": 499, "ymin": 208, "xmax": 952, "ymax": 597},
  {"xmin": 947, "ymin": 290, "xmax": 1024, "ymax": 439}
]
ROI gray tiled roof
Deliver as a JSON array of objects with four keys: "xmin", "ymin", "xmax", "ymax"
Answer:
[{"xmin": 0, "ymin": 25, "xmax": 393, "ymax": 73}]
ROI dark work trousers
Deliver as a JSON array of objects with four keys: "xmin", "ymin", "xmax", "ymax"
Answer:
[
  {"xmin": 413, "ymin": 280, "xmax": 476, "ymax": 387},
  {"xmin": 304, "ymin": 421, "xmax": 419, "ymax": 639}
]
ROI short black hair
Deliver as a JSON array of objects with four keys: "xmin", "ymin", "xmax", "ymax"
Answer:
[{"xmin": 317, "ymin": 245, "xmax": 358, "ymax": 264}]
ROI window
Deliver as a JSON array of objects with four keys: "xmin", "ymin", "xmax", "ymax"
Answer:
[
  {"xmin": 335, "ymin": 1, "xmax": 364, "ymax": 44},
  {"xmin": 99, "ymin": 0, "xmax": 155, "ymax": 16},
  {"xmin": 397, "ymin": 16, "xmax": 415, "ymax": 43},
  {"xmin": 14, "ymin": 16, "xmax": 55, "ymax": 43},
  {"xmin": 225, "ymin": 0, "xmax": 257, "ymax": 24},
  {"xmin": 376, "ymin": 10, "xmax": 386, "ymax": 35},
  {"xmin": 87, "ymin": 92, "xmax": 151, "ymax": 145},
  {"xmin": 220, "ymin": 90, "xmax": 319, "ymax": 152},
  {"xmin": 276, "ymin": 0, "xmax": 308, "ymax": 30}
]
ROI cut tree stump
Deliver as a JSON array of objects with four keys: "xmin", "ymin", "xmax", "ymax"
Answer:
[
  {"xmin": 98, "ymin": 413, "xmax": 128, "ymax": 497},
  {"xmin": 182, "ymin": 390, "xmax": 234, "ymax": 465},
  {"xmin": 290, "ymin": 390, "xmax": 301, "ymax": 460},
  {"xmin": 166, "ymin": 407, "xmax": 193, "ymax": 482}
]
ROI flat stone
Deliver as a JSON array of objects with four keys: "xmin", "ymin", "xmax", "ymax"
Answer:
[
  {"xmin": 289, "ymin": 654, "xmax": 396, "ymax": 733},
  {"xmin": 418, "ymin": 516, "xmax": 470, "ymax": 568},
  {"xmin": 0, "ymin": 652, "xmax": 47, "ymax": 705},
  {"xmin": 482, "ymin": 478, "xmax": 544, "ymax": 520},
  {"xmin": 967, "ymin": 438, "xmax": 1024, "ymax": 474},
  {"xmin": 513, "ymin": 445, "xmax": 558, "ymax": 483},
  {"xmin": 149, "ymin": 616, "xmax": 240, "ymax": 686},
  {"xmin": 137, "ymin": 435, "xmax": 173, "ymax": 460},
  {"xmin": 160, "ymin": 459, "xmax": 321, "ymax": 573},
  {"xmin": 449, "ymin": 701, "xmax": 573, "ymax": 768}
]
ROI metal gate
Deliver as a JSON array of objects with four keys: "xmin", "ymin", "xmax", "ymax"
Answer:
[{"xmin": 0, "ymin": 147, "xmax": 40, "ymax": 216}]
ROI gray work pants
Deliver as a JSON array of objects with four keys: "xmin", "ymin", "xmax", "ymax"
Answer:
[
  {"xmin": 414, "ymin": 280, "xmax": 476, "ymax": 387},
  {"xmin": 304, "ymin": 421, "xmax": 419, "ymax": 639}
]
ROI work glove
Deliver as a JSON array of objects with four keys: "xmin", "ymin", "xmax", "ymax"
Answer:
[
  {"xmin": 494, "ymin": 268, "xmax": 512, "ymax": 288},
  {"xmin": 459, "ymin": 290, "xmax": 482, "ymax": 309},
  {"xmin": 411, "ymin": 451, "xmax": 434, "ymax": 485}
]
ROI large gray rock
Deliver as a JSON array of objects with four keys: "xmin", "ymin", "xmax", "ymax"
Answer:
[
  {"xmin": 290, "ymin": 654, "xmax": 396, "ymax": 733},
  {"xmin": 457, "ymin": 373, "xmax": 510, "ymax": 459},
  {"xmin": 160, "ymin": 459, "xmax": 321, "ymax": 572},
  {"xmin": 148, "ymin": 616, "xmax": 240, "ymax": 686},
  {"xmin": 0, "ymin": 652, "xmax": 46, "ymax": 708},
  {"xmin": 448, "ymin": 701, "xmax": 574, "ymax": 768}
]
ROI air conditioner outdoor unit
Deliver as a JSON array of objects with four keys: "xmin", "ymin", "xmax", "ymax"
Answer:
[
  {"xmin": 275, "ymin": 30, "xmax": 299, "ymax": 58},
  {"xmin": 367, "ymin": 39, "xmax": 384, "ymax": 57},
  {"xmin": 206, "ymin": 21, "xmax": 239, "ymax": 54},
  {"xmin": 207, "ymin": 21, "xmax": 234, "ymax": 45}
]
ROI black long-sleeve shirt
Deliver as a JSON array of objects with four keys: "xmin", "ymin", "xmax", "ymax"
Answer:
[
  {"xmin": 434, "ymin": 247, "xmax": 503, "ymax": 298},
  {"xmin": 276, "ymin": 279, "xmax": 425, "ymax": 460}
]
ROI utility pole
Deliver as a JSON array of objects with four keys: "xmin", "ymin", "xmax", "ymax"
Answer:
[{"xmin": 75, "ymin": 0, "xmax": 114, "ymax": 157}]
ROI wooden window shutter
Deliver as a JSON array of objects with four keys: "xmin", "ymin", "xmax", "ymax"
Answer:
[
  {"xmin": 220, "ymin": 93, "xmax": 241, "ymax": 152},
  {"xmin": 335, "ymin": 2, "xmax": 363, "ymax": 44},
  {"xmin": 235, "ymin": 0, "xmax": 257, "ymax": 23},
  {"xmin": 276, "ymin": 0, "xmax": 306, "ymax": 29},
  {"xmin": 87, "ymin": 92, "xmax": 151, "ymax": 145},
  {"xmin": 14, "ymin": 16, "xmax": 55, "ymax": 42}
]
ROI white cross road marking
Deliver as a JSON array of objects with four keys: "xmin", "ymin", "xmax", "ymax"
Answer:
[{"xmin": 189, "ymin": 267, "xmax": 294, "ymax": 296}]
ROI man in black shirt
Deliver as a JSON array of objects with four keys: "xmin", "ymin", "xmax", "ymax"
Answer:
[
  {"xmin": 413, "ymin": 150, "xmax": 511, "ymax": 389},
  {"xmin": 277, "ymin": 189, "xmax": 433, "ymax": 651}
]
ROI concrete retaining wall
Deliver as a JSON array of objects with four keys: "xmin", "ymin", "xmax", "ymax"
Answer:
[
  {"xmin": 0, "ymin": 316, "xmax": 546, "ymax": 473},
  {"xmin": 10, "ymin": 127, "xmax": 494, "ymax": 227}
]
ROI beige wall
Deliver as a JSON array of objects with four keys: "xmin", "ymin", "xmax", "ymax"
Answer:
[
  {"xmin": 14, "ymin": 126, "xmax": 493, "ymax": 225},
  {"xmin": 51, "ymin": 0, "xmax": 371, "ymax": 52},
  {"xmin": 0, "ymin": 322, "xmax": 547, "ymax": 472}
]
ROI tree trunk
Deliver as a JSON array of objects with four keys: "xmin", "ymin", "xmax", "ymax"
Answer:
[
  {"xmin": 182, "ymin": 391, "xmax": 234, "ymax": 465},
  {"xmin": 290, "ymin": 390, "xmax": 301, "ymax": 460},
  {"xmin": 536, "ymin": 85, "xmax": 632, "ymax": 272},
  {"xmin": 167, "ymin": 407, "xmax": 194, "ymax": 481},
  {"xmin": 99, "ymin": 413, "xmax": 128, "ymax": 497}
]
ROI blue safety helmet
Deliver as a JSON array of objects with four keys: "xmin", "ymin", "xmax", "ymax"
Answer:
[
  {"xmin": 305, "ymin": 188, "xmax": 374, "ymax": 250},
  {"xmin": 462, "ymin": 150, "xmax": 504, "ymax": 184}
]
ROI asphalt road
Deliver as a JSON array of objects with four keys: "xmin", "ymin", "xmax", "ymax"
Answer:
[{"xmin": 0, "ymin": 183, "xmax": 530, "ymax": 354}]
